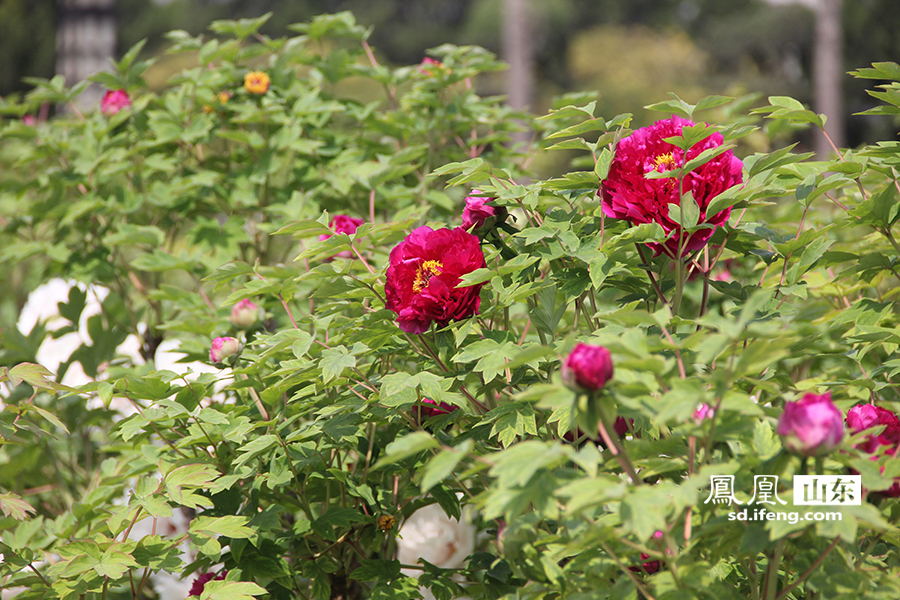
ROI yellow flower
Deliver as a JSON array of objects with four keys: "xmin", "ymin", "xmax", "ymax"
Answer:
[{"xmin": 244, "ymin": 71, "xmax": 270, "ymax": 94}]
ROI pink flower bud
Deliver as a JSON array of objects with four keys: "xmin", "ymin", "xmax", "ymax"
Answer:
[
  {"xmin": 777, "ymin": 392, "xmax": 844, "ymax": 457},
  {"xmin": 462, "ymin": 191, "xmax": 505, "ymax": 237},
  {"xmin": 693, "ymin": 403, "xmax": 714, "ymax": 424},
  {"xmin": 561, "ymin": 343, "xmax": 613, "ymax": 392},
  {"xmin": 230, "ymin": 299, "xmax": 260, "ymax": 329},
  {"xmin": 101, "ymin": 89, "xmax": 131, "ymax": 116},
  {"xmin": 209, "ymin": 336, "xmax": 240, "ymax": 363}
]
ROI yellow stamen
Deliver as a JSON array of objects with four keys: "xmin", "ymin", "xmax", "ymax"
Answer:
[
  {"xmin": 413, "ymin": 260, "xmax": 443, "ymax": 293},
  {"xmin": 653, "ymin": 152, "xmax": 677, "ymax": 171}
]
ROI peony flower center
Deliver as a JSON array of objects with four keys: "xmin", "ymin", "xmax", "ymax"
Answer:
[
  {"xmin": 652, "ymin": 152, "xmax": 678, "ymax": 171},
  {"xmin": 413, "ymin": 260, "xmax": 443, "ymax": 293}
]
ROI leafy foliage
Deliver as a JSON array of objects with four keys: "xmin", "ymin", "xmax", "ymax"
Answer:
[{"xmin": 4, "ymin": 11, "xmax": 900, "ymax": 600}]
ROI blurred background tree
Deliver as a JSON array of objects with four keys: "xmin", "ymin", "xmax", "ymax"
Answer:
[{"xmin": 2, "ymin": 0, "xmax": 900, "ymax": 146}]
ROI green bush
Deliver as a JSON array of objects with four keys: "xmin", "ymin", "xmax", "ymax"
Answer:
[{"xmin": 3, "ymin": 11, "xmax": 900, "ymax": 600}]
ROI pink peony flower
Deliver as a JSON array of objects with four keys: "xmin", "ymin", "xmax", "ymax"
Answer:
[
  {"xmin": 319, "ymin": 215, "xmax": 365, "ymax": 259},
  {"xmin": 846, "ymin": 403, "xmax": 900, "ymax": 497},
  {"xmin": 777, "ymin": 392, "xmax": 844, "ymax": 457},
  {"xmin": 846, "ymin": 404, "xmax": 900, "ymax": 453},
  {"xmin": 561, "ymin": 343, "xmax": 614, "ymax": 393},
  {"xmin": 101, "ymin": 89, "xmax": 131, "ymax": 116},
  {"xmin": 22, "ymin": 115, "xmax": 36, "ymax": 126},
  {"xmin": 385, "ymin": 226, "xmax": 486, "ymax": 334},
  {"xmin": 462, "ymin": 191, "xmax": 506, "ymax": 237},
  {"xmin": 209, "ymin": 336, "xmax": 240, "ymax": 363},
  {"xmin": 600, "ymin": 115, "xmax": 743, "ymax": 257},
  {"xmin": 189, "ymin": 571, "xmax": 227, "ymax": 597},
  {"xmin": 230, "ymin": 299, "xmax": 260, "ymax": 329}
]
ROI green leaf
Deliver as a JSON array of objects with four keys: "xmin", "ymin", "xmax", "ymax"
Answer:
[
  {"xmin": 312, "ymin": 508, "xmax": 366, "ymax": 541},
  {"xmin": 200, "ymin": 580, "xmax": 268, "ymax": 600},
  {"xmin": 0, "ymin": 492, "xmax": 36, "ymax": 521},
  {"xmin": 29, "ymin": 405, "xmax": 71, "ymax": 435},
  {"xmin": 319, "ymin": 347, "xmax": 357, "ymax": 383},
  {"xmin": 4, "ymin": 363, "xmax": 56, "ymax": 389},
  {"xmin": 190, "ymin": 515, "xmax": 255, "ymax": 539},
  {"xmin": 165, "ymin": 463, "xmax": 219, "ymax": 488},
  {"xmin": 374, "ymin": 432, "xmax": 439, "ymax": 468},
  {"xmin": 350, "ymin": 559, "xmax": 402, "ymax": 582},
  {"xmin": 420, "ymin": 440, "xmax": 472, "ymax": 493}
]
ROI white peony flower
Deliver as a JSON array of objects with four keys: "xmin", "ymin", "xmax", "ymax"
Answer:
[{"xmin": 397, "ymin": 502, "xmax": 475, "ymax": 600}]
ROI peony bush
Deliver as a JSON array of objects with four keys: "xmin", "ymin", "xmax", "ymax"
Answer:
[{"xmin": 3, "ymin": 11, "xmax": 900, "ymax": 600}]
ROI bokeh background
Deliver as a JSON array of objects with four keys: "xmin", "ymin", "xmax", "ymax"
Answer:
[{"xmin": 2, "ymin": 0, "xmax": 900, "ymax": 156}]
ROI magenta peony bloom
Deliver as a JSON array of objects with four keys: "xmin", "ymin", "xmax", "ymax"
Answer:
[
  {"xmin": 846, "ymin": 404, "xmax": 900, "ymax": 453},
  {"xmin": 600, "ymin": 115, "xmax": 743, "ymax": 257},
  {"xmin": 209, "ymin": 336, "xmax": 240, "ymax": 363},
  {"xmin": 777, "ymin": 392, "xmax": 844, "ymax": 457},
  {"xmin": 561, "ymin": 343, "xmax": 614, "ymax": 393},
  {"xmin": 319, "ymin": 215, "xmax": 365, "ymax": 259},
  {"xmin": 230, "ymin": 299, "xmax": 260, "ymax": 329},
  {"xmin": 385, "ymin": 226, "xmax": 486, "ymax": 334},
  {"xmin": 101, "ymin": 89, "xmax": 131, "ymax": 116},
  {"xmin": 190, "ymin": 571, "xmax": 227, "ymax": 597},
  {"xmin": 462, "ymin": 191, "xmax": 503, "ymax": 236},
  {"xmin": 846, "ymin": 404, "xmax": 900, "ymax": 497}
]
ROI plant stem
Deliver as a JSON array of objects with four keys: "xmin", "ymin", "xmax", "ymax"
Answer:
[
  {"xmin": 776, "ymin": 537, "xmax": 839, "ymax": 600},
  {"xmin": 763, "ymin": 539, "xmax": 787, "ymax": 600},
  {"xmin": 596, "ymin": 398, "xmax": 641, "ymax": 485}
]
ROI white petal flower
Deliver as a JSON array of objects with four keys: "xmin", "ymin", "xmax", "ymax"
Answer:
[{"xmin": 397, "ymin": 503, "xmax": 475, "ymax": 600}]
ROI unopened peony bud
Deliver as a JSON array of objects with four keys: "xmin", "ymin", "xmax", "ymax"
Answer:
[
  {"xmin": 693, "ymin": 403, "xmax": 714, "ymax": 424},
  {"xmin": 462, "ymin": 191, "xmax": 507, "ymax": 237},
  {"xmin": 230, "ymin": 299, "xmax": 260, "ymax": 329},
  {"xmin": 561, "ymin": 343, "xmax": 614, "ymax": 392},
  {"xmin": 209, "ymin": 336, "xmax": 240, "ymax": 363},
  {"xmin": 101, "ymin": 89, "xmax": 131, "ymax": 116},
  {"xmin": 777, "ymin": 392, "xmax": 844, "ymax": 457}
]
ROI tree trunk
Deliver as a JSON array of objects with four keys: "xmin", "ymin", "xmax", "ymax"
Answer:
[
  {"xmin": 814, "ymin": 0, "xmax": 844, "ymax": 157},
  {"xmin": 502, "ymin": 0, "xmax": 534, "ymax": 147}
]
